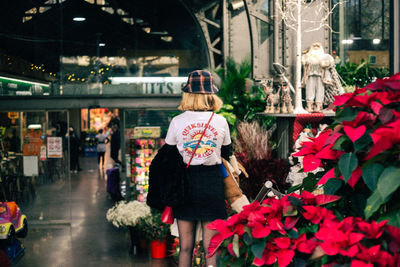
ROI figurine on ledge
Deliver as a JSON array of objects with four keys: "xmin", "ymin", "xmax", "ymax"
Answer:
[
  {"xmin": 302, "ymin": 42, "xmax": 343, "ymax": 113},
  {"xmin": 263, "ymin": 79, "xmax": 281, "ymax": 113}
]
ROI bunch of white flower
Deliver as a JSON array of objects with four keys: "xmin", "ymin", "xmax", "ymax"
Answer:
[{"xmin": 106, "ymin": 200, "xmax": 151, "ymax": 228}]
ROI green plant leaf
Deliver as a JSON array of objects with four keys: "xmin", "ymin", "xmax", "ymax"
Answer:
[
  {"xmin": 287, "ymin": 196, "xmax": 303, "ymax": 208},
  {"xmin": 287, "ymin": 229, "xmax": 299, "ymax": 239},
  {"xmin": 336, "ymin": 107, "xmax": 358, "ymax": 122},
  {"xmin": 379, "ymin": 209, "xmax": 400, "ymax": 228},
  {"xmin": 332, "ymin": 136, "xmax": 349, "ymax": 151},
  {"xmin": 354, "ymin": 133, "xmax": 372, "ymax": 152},
  {"xmin": 338, "ymin": 153, "xmax": 358, "ymax": 182},
  {"xmin": 232, "ymin": 234, "xmax": 240, "ymax": 257},
  {"xmin": 251, "ymin": 241, "xmax": 266, "ymax": 260},
  {"xmin": 362, "ymin": 163, "xmax": 384, "ymax": 191},
  {"xmin": 303, "ymin": 175, "xmax": 318, "ymax": 192},
  {"xmin": 243, "ymin": 232, "xmax": 253, "ymax": 246},
  {"xmin": 365, "ymin": 190, "xmax": 384, "ymax": 219},
  {"xmin": 365, "ymin": 166, "xmax": 400, "ymax": 218},
  {"xmin": 231, "ymin": 258, "xmax": 245, "ymax": 267},
  {"xmin": 324, "ymin": 178, "xmax": 343, "ymax": 195},
  {"xmin": 376, "ymin": 167, "xmax": 400, "ymax": 201},
  {"xmin": 287, "ymin": 184, "xmax": 302, "ymax": 193}
]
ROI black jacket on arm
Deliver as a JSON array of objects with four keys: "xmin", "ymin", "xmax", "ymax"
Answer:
[{"xmin": 147, "ymin": 144, "xmax": 186, "ymax": 211}]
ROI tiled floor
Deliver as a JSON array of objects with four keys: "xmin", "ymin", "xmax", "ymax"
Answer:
[{"xmin": 14, "ymin": 155, "xmax": 174, "ymax": 267}]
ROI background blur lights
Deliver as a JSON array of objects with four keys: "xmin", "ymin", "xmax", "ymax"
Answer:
[
  {"xmin": 373, "ymin": 39, "xmax": 381, "ymax": 44},
  {"xmin": 73, "ymin": 17, "xmax": 86, "ymax": 22}
]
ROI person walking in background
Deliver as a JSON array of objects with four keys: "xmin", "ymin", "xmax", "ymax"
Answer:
[
  {"xmin": 110, "ymin": 124, "xmax": 121, "ymax": 165},
  {"xmin": 69, "ymin": 128, "xmax": 82, "ymax": 173},
  {"xmin": 96, "ymin": 129, "xmax": 108, "ymax": 168},
  {"xmin": 163, "ymin": 70, "xmax": 232, "ymax": 267}
]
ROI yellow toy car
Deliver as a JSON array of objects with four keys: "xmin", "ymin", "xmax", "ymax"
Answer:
[{"xmin": 0, "ymin": 202, "xmax": 27, "ymax": 245}]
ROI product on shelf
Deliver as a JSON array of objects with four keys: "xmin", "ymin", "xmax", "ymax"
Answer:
[{"xmin": 129, "ymin": 126, "xmax": 162, "ymax": 202}]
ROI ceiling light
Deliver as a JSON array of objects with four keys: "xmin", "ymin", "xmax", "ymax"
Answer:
[
  {"xmin": 28, "ymin": 124, "xmax": 42, "ymax": 129},
  {"xmin": 73, "ymin": 17, "xmax": 86, "ymax": 22},
  {"xmin": 230, "ymin": 0, "xmax": 244, "ymax": 10},
  {"xmin": 142, "ymin": 27, "xmax": 151, "ymax": 34},
  {"xmin": 161, "ymin": 36, "xmax": 173, "ymax": 42},
  {"xmin": 373, "ymin": 38, "xmax": 381, "ymax": 44},
  {"xmin": 341, "ymin": 39, "xmax": 353, "ymax": 44},
  {"xmin": 150, "ymin": 31, "xmax": 169, "ymax": 35},
  {"xmin": 109, "ymin": 76, "xmax": 187, "ymax": 84}
]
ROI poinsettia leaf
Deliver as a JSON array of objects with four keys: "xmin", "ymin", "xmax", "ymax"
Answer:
[
  {"xmin": 378, "ymin": 209, "xmax": 400, "ymax": 228},
  {"xmin": 303, "ymin": 175, "xmax": 318, "ymax": 192},
  {"xmin": 315, "ymin": 195, "xmax": 341, "ymax": 205},
  {"xmin": 376, "ymin": 166, "xmax": 400, "ymax": 202},
  {"xmin": 354, "ymin": 133, "xmax": 372, "ymax": 152},
  {"xmin": 251, "ymin": 241, "xmax": 266, "ymax": 260},
  {"xmin": 323, "ymin": 178, "xmax": 343, "ymax": 195},
  {"xmin": 332, "ymin": 136, "xmax": 350, "ymax": 151},
  {"xmin": 287, "ymin": 196, "xmax": 304, "ymax": 208},
  {"xmin": 232, "ymin": 234, "xmax": 240, "ymax": 257},
  {"xmin": 231, "ymin": 258, "xmax": 245, "ymax": 267},
  {"xmin": 378, "ymin": 108, "xmax": 394, "ymax": 124},
  {"xmin": 338, "ymin": 153, "xmax": 358, "ymax": 182},
  {"xmin": 365, "ymin": 190, "xmax": 384, "ymax": 219},
  {"xmin": 287, "ymin": 229, "xmax": 299, "ymax": 239},
  {"xmin": 242, "ymin": 231, "xmax": 253, "ymax": 246},
  {"xmin": 336, "ymin": 107, "xmax": 358, "ymax": 123},
  {"xmin": 344, "ymin": 125, "xmax": 366, "ymax": 143},
  {"xmin": 287, "ymin": 184, "xmax": 302, "ymax": 193},
  {"xmin": 362, "ymin": 163, "xmax": 384, "ymax": 191}
]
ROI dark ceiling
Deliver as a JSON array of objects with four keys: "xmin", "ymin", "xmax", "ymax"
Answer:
[{"xmin": 0, "ymin": 0, "xmax": 215, "ymax": 76}]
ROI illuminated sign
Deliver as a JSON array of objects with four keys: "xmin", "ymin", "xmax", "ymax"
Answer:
[
  {"xmin": 0, "ymin": 76, "xmax": 50, "ymax": 96},
  {"xmin": 109, "ymin": 76, "xmax": 186, "ymax": 94}
]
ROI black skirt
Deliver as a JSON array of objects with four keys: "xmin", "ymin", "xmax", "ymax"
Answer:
[{"xmin": 173, "ymin": 164, "xmax": 227, "ymax": 221}]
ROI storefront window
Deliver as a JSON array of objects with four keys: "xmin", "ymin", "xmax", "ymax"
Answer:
[
  {"xmin": 0, "ymin": 110, "xmax": 69, "ymax": 220},
  {"xmin": 0, "ymin": 1, "xmax": 208, "ymax": 96},
  {"xmin": 256, "ymin": 0, "xmax": 272, "ymax": 45},
  {"xmin": 332, "ymin": 0, "xmax": 390, "ymax": 70}
]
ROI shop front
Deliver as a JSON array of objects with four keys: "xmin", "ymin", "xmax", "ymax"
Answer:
[{"xmin": 0, "ymin": 110, "xmax": 70, "ymax": 222}]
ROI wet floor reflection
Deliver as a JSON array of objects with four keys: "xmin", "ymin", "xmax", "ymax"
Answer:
[{"xmin": 14, "ymin": 156, "xmax": 174, "ymax": 267}]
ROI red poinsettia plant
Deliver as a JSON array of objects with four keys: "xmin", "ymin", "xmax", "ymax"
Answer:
[
  {"xmin": 207, "ymin": 192, "xmax": 400, "ymax": 266},
  {"xmin": 293, "ymin": 73, "xmax": 400, "ymax": 226}
]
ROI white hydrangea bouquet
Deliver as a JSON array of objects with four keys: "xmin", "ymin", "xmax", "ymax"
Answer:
[{"xmin": 106, "ymin": 200, "xmax": 151, "ymax": 228}]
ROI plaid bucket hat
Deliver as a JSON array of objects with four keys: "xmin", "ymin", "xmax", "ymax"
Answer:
[{"xmin": 182, "ymin": 70, "xmax": 219, "ymax": 94}]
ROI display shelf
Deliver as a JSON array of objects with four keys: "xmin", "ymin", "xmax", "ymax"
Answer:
[{"xmin": 130, "ymin": 138, "xmax": 158, "ymax": 202}]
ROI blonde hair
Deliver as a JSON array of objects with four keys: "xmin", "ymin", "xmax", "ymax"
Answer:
[{"xmin": 178, "ymin": 92, "xmax": 223, "ymax": 112}]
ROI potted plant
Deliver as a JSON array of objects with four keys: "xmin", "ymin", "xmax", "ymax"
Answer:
[
  {"xmin": 207, "ymin": 192, "xmax": 400, "ymax": 266},
  {"xmin": 292, "ymin": 72, "xmax": 400, "ymax": 226},
  {"xmin": 106, "ymin": 200, "xmax": 151, "ymax": 254},
  {"xmin": 137, "ymin": 209, "xmax": 171, "ymax": 259}
]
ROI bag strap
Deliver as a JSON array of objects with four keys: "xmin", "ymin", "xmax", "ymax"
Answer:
[{"xmin": 186, "ymin": 112, "xmax": 215, "ymax": 169}]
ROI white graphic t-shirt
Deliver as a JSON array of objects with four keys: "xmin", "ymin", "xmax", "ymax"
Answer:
[{"xmin": 165, "ymin": 111, "xmax": 231, "ymax": 166}]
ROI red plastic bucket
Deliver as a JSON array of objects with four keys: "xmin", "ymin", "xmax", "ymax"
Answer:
[{"xmin": 150, "ymin": 239, "xmax": 167, "ymax": 259}]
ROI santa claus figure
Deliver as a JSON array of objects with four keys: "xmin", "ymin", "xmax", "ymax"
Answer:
[{"xmin": 302, "ymin": 42, "xmax": 343, "ymax": 113}]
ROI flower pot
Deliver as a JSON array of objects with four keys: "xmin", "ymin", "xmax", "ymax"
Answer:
[
  {"xmin": 150, "ymin": 239, "xmax": 167, "ymax": 259},
  {"xmin": 128, "ymin": 226, "xmax": 147, "ymax": 256}
]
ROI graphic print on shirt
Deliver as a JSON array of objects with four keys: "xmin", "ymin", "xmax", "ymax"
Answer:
[{"xmin": 182, "ymin": 122, "xmax": 218, "ymax": 159}]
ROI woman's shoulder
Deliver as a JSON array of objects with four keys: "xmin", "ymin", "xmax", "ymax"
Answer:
[{"xmin": 213, "ymin": 113, "xmax": 228, "ymax": 123}]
